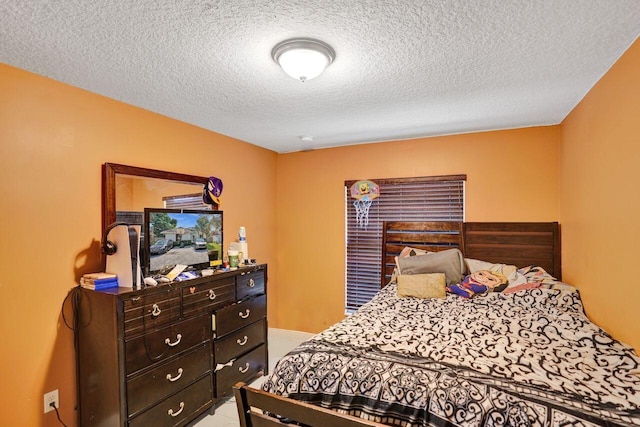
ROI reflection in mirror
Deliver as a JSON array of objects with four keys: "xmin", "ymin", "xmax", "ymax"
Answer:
[
  {"xmin": 115, "ymin": 174, "xmax": 208, "ymax": 224},
  {"xmin": 102, "ymin": 163, "xmax": 213, "ymax": 233}
]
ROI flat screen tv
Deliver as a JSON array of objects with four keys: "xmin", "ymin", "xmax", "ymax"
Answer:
[{"xmin": 144, "ymin": 208, "xmax": 223, "ymax": 276}]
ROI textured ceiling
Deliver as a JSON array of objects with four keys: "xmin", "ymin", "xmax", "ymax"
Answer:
[{"xmin": 1, "ymin": 1, "xmax": 639, "ymax": 153}]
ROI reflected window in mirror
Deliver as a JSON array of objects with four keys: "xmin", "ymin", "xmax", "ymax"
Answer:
[
  {"xmin": 163, "ymin": 193, "xmax": 211, "ymax": 210},
  {"xmin": 114, "ymin": 175, "xmax": 209, "ymax": 228}
]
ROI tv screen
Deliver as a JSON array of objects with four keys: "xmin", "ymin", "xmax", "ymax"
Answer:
[{"xmin": 144, "ymin": 208, "xmax": 223, "ymax": 275}]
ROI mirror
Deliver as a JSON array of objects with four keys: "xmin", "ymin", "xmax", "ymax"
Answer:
[{"xmin": 102, "ymin": 163, "xmax": 214, "ymax": 232}]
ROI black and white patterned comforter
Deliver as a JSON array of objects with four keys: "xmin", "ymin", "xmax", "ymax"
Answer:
[{"xmin": 262, "ymin": 285, "xmax": 640, "ymax": 426}]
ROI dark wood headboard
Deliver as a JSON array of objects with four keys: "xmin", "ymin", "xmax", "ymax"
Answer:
[
  {"xmin": 381, "ymin": 221, "xmax": 464, "ymax": 287},
  {"xmin": 464, "ymin": 222, "xmax": 561, "ymax": 280},
  {"xmin": 381, "ymin": 221, "xmax": 561, "ymax": 287}
]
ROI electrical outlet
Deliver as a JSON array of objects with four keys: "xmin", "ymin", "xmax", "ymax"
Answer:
[{"xmin": 44, "ymin": 389, "xmax": 59, "ymax": 413}]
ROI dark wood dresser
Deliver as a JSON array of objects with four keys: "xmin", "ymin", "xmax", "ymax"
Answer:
[{"xmin": 77, "ymin": 264, "xmax": 267, "ymax": 427}]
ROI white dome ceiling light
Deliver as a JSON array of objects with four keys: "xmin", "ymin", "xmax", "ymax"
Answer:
[{"xmin": 272, "ymin": 38, "xmax": 335, "ymax": 82}]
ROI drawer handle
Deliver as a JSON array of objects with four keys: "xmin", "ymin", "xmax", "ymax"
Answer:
[
  {"xmin": 166, "ymin": 367, "xmax": 183, "ymax": 382},
  {"xmin": 168, "ymin": 401, "xmax": 185, "ymax": 417},
  {"xmin": 247, "ymin": 278, "xmax": 255, "ymax": 288},
  {"xmin": 237, "ymin": 336, "xmax": 248, "ymax": 346},
  {"xmin": 239, "ymin": 309, "xmax": 250, "ymax": 319},
  {"xmin": 214, "ymin": 359, "xmax": 235, "ymax": 372},
  {"xmin": 239, "ymin": 363, "xmax": 250, "ymax": 374},
  {"xmin": 208, "ymin": 289, "xmax": 217, "ymax": 300},
  {"xmin": 165, "ymin": 333, "xmax": 182, "ymax": 347},
  {"xmin": 151, "ymin": 304, "xmax": 161, "ymax": 317}
]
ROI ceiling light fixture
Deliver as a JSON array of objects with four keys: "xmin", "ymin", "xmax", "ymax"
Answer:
[{"xmin": 272, "ymin": 38, "xmax": 335, "ymax": 82}]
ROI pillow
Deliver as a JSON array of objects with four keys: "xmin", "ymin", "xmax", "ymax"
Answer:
[
  {"xmin": 397, "ymin": 273, "xmax": 446, "ymax": 299},
  {"xmin": 518, "ymin": 265, "xmax": 558, "ymax": 283},
  {"xmin": 394, "ymin": 246, "xmax": 432, "ymax": 272},
  {"xmin": 517, "ymin": 266, "xmax": 575, "ymax": 291},
  {"xmin": 464, "ymin": 258, "xmax": 527, "ymax": 290},
  {"xmin": 447, "ymin": 270, "xmax": 508, "ymax": 298},
  {"xmin": 397, "ymin": 249, "xmax": 465, "ymax": 285},
  {"xmin": 399, "ymin": 246, "xmax": 431, "ymax": 258}
]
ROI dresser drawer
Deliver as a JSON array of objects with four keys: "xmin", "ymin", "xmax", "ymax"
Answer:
[
  {"xmin": 127, "ymin": 344, "xmax": 211, "ymax": 416},
  {"xmin": 182, "ymin": 277, "xmax": 235, "ymax": 317},
  {"xmin": 213, "ymin": 294, "xmax": 266, "ymax": 338},
  {"xmin": 236, "ymin": 269, "xmax": 265, "ymax": 300},
  {"xmin": 128, "ymin": 374, "xmax": 213, "ymax": 427},
  {"xmin": 215, "ymin": 344, "xmax": 267, "ymax": 398},
  {"xmin": 215, "ymin": 319, "xmax": 266, "ymax": 364},
  {"xmin": 125, "ymin": 315, "xmax": 209, "ymax": 374},
  {"xmin": 124, "ymin": 287, "xmax": 180, "ymax": 337}
]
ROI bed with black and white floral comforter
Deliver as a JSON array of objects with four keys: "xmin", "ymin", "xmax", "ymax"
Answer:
[{"xmin": 262, "ymin": 284, "xmax": 640, "ymax": 426}]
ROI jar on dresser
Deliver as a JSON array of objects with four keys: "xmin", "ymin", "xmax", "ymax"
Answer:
[{"xmin": 77, "ymin": 264, "xmax": 267, "ymax": 427}]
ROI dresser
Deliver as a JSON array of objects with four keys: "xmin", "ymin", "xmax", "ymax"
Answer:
[{"xmin": 77, "ymin": 264, "xmax": 267, "ymax": 427}]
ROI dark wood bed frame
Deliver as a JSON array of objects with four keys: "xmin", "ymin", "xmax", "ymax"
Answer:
[{"xmin": 236, "ymin": 221, "xmax": 561, "ymax": 427}]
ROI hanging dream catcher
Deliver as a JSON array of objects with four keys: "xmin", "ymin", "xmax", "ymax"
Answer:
[{"xmin": 350, "ymin": 180, "xmax": 380, "ymax": 228}]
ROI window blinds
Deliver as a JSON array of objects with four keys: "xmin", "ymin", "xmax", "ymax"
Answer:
[
  {"xmin": 345, "ymin": 176, "xmax": 465, "ymax": 312},
  {"xmin": 163, "ymin": 193, "xmax": 211, "ymax": 210}
]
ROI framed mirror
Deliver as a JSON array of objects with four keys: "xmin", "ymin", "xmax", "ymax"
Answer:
[{"xmin": 102, "ymin": 163, "xmax": 214, "ymax": 232}]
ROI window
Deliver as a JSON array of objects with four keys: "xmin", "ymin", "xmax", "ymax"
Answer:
[
  {"xmin": 345, "ymin": 175, "xmax": 465, "ymax": 312},
  {"xmin": 163, "ymin": 193, "xmax": 211, "ymax": 210}
]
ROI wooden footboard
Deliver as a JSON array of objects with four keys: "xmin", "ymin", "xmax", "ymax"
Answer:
[{"xmin": 233, "ymin": 382, "xmax": 387, "ymax": 427}]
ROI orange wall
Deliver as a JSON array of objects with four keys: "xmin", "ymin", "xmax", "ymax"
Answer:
[
  {"xmin": 560, "ymin": 39, "xmax": 640, "ymax": 351},
  {"xmin": 275, "ymin": 127, "xmax": 561, "ymax": 332},
  {"xmin": 0, "ymin": 64, "xmax": 277, "ymax": 427}
]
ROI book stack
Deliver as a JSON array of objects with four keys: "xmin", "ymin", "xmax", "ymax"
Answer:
[{"xmin": 81, "ymin": 273, "xmax": 118, "ymax": 290}]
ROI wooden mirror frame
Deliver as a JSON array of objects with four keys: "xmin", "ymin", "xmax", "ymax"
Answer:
[{"xmin": 102, "ymin": 163, "xmax": 211, "ymax": 233}]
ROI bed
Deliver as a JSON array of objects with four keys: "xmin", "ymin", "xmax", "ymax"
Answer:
[{"xmin": 245, "ymin": 222, "xmax": 640, "ymax": 426}]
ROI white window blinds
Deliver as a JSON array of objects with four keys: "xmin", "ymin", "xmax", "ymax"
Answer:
[{"xmin": 345, "ymin": 175, "xmax": 465, "ymax": 312}]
